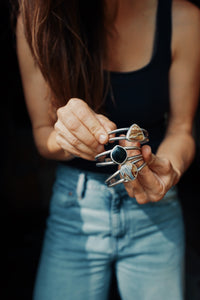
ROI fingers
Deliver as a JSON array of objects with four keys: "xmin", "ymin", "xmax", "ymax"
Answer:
[
  {"xmin": 119, "ymin": 143, "xmax": 169, "ymax": 203},
  {"xmin": 135, "ymin": 146, "xmax": 165, "ymax": 201},
  {"xmin": 124, "ymin": 179, "xmax": 150, "ymax": 204},
  {"xmin": 118, "ymin": 139, "xmax": 149, "ymax": 203},
  {"xmin": 119, "ymin": 138, "xmax": 142, "ymax": 158},
  {"xmin": 141, "ymin": 145, "xmax": 176, "ymax": 189},
  {"xmin": 55, "ymin": 134, "xmax": 95, "ymax": 161},
  {"xmin": 96, "ymin": 114, "xmax": 117, "ymax": 143},
  {"xmin": 55, "ymin": 119, "xmax": 103, "ymax": 160},
  {"xmin": 63, "ymin": 99, "xmax": 111, "ymax": 144},
  {"xmin": 55, "ymin": 98, "xmax": 117, "ymax": 160},
  {"xmin": 55, "ymin": 103, "xmax": 175, "ymax": 202},
  {"xmin": 96, "ymin": 114, "xmax": 117, "ymax": 133},
  {"xmin": 124, "ymin": 166, "xmax": 165, "ymax": 203},
  {"xmin": 142, "ymin": 145, "xmax": 172, "ymax": 175}
]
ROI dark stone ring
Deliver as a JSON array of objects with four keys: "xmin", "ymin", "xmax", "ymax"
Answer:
[{"xmin": 95, "ymin": 145, "xmax": 141, "ymax": 166}]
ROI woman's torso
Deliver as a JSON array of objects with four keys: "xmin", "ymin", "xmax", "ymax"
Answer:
[{"xmin": 65, "ymin": 0, "xmax": 173, "ymax": 173}]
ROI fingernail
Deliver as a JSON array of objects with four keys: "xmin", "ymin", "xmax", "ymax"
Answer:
[{"xmin": 99, "ymin": 134, "xmax": 107, "ymax": 144}]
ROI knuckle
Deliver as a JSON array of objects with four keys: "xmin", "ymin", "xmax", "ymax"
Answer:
[
  {"xmin": 68, "ymin": 99, "xmax": 90, "ymax": 122},
  {"xmin": 96, "ymin": 113, "xmax": 105, "ymax": 120},
  {"xmin": 136, "ymin": 192, "xmax": 148, "ymax": 204},
  {"xmin": 110, "ymin": 121, "xmax": 117, "ymax": 131},
  {"xmin": 68, "ymin": 98, "xmax": 85, "ymax": 109},
  {"xmin": 86, "ymin": 137, "xmax": 98, "ymax": 148},
  {"xmin": 150, "ymin": 188, "xmax": 165, "ymax": 202},
  {"xmin": 67, "ymin": 118, "xmax": 79, "ymax": 131},
  {"xmin": 76, "ymin": 106, "xmax": 89, "ymax": 120},
  {"xmin": 70, "ymin": 136, "xmax": 80, "ymax": 147},
  {"xmin": 163, "ymin": 158, "xmax": 172, "ymax": 172},
  {"xmin": 68, "ymin": 98, "xmax": 77, "ymax": 107},
  {"xmin": 97, "ymin": 114, "xmax": 109, "ymax": 124},
  {"xmin": 57, "ymin": 106, "xmax": 68, "ymax": 122},
  {"xmin": 97, "ymin": 114, "xmax": 117, "ymax": 131},
  {"xmin": 90, "ymin": 124, "xmax": 99, "ymax": 135}
]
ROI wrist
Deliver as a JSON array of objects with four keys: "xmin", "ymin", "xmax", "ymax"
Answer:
[{"xmin": 34, "ymin": 126, "xmax": 75, "ymax": 161}]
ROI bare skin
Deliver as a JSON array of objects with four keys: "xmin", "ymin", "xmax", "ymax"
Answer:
[{"xmin": 16, "ymin": 0, "xmax": 200, "ymax": 204}]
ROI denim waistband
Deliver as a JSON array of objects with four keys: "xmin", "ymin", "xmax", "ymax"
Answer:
[
  {"xmin": 55, "ymin": 163, "xmax": 128, "ymax": 197},
  {"xmin": 54, "ymin": 163, "xmax": 178, "ymax": 204}
]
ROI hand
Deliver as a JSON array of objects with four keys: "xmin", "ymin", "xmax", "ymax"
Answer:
[
  {"xmin": 119, "ymin": 140, "xmax": 180, "ymax": 204},
  {"xmin": 54, "ymin": 98, "xmax": 117, "ymax": 160}
]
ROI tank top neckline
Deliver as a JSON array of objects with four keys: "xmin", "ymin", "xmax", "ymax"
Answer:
[{"xmin": 105, "ymin": 0, "xmax": 161, "ymax": 77}]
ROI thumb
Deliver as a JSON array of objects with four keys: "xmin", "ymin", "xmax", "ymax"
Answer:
[
  {"xmin": 142, "ymin": 145, "xmax": 171, "ymax": 174},
  {"xmin": 141, "ymin": 145, "xmax": 155, "ymax": 164}
]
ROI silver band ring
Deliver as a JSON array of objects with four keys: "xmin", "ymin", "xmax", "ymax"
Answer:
[
  {"xmin": 106, "ymin": 161, "xmax": 147, "ymax": 187},
  {"xmin": 96, "ymin": 154, "xmax": 143, "ymax": 167},
  {"xmin": 108, "ymin": 123, "xmax": 149, "ymax": 144},
  {"xmin": 95, "ymin": 145, "xmax": 141, "ymax": 166},
  {"xmin": 105, "ymin": 157, "xmax": 143, "ymax": 184}
]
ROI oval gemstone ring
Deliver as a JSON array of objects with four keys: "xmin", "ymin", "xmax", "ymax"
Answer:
[
  {"xmin": 95, "ymin": 145, "xmax": 141, "ymax": 166},
  {"xmin": 105, "ymin": 160, "xmax": 147, "ymax": 187},
  {"xmin": 108, "ymin": 123, "xmax": 149, "ymax": 144}
]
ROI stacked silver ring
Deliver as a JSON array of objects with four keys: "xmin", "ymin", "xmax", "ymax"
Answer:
[
  {"xmin": 95, "ymin": 145, "xmax": 142, "ymax": 167},
  {"xmin": 108, "ymin": 123, "xmax": 149, "ymax": 144},
  {"xmin": 105, "ymin": 160, "xmax": 147, "ymax": 187},
  {"xmin": 95, "ymin": 123, "xmax": 149, "ymax": 187}
]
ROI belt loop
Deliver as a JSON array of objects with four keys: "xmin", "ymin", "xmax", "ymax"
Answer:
[{"xmin": 76, "ymin": 173, "xmax": 86, "ymax": 200}]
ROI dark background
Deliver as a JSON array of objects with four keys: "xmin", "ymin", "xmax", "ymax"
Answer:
[{"xmin": 1, "ymin": 1, "xmax": 200, "ymax": 299}]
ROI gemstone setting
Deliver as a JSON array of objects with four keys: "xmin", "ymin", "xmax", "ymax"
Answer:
[
  {"xmin": 126, "ymin": 124, "xmax": 146, "ymax": 141},
  {"xmin": 111, "ymin": 145, "xmax": 127, "ymax": 165},
  {"xmin": 120, "ymin": 162, "xmax": 138, "ymax": 181}
]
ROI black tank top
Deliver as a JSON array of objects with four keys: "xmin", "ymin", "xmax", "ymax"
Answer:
[{"xmin": 64, "ymin": 0, "xmax": 172, "ymax": 174}]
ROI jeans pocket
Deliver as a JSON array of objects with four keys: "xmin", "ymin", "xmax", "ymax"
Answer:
[
  {"xmin": 50, "ymin": 186, "xmax": 77, "ymax": 208},
  {"xmin": 50, "ymin": 172, "xmax": 87, "ymax": 208}
]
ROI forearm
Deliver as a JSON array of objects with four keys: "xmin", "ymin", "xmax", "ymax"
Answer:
[
  {"xmin": 156, "ymin": 131, "xmax": 196, "ymax": 183},
  {"xmin": 33, "ymin": 126, "xmax": 74, "ymax": 161}
]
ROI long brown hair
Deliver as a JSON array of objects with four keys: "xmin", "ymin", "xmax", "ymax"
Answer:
[{"xmin": 17, "ymin": 0, "xmax": 111, "ymax": 112}]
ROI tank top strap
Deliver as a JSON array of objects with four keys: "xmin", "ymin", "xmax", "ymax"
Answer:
[{"xmin": 153, "ymin": 0, "xmax": 173, "ymax": 64}]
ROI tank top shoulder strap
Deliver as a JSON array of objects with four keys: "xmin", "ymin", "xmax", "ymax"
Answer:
[{"xmin": 153, "ymin": 0, "xmax": 173, "ymax": 64}]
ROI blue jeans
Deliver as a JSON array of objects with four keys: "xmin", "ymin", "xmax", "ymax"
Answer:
[{"xmin": 33, "ymin": 164, "xmax": 185, "ymax": 300}]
